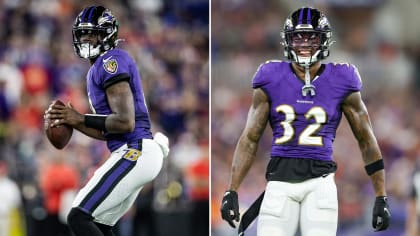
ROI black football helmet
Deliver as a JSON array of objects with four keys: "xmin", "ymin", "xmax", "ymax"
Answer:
[
  {"xmin": 72, "ymin": 6, "xmax": 119, "ymax": 59},
  {"xmin": 281, "ymin": 7, "xmax": 333, "ymax": 66}
]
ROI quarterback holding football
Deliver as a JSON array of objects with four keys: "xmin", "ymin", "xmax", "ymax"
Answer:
[{"xmin": 44, "ymin": 5, "xmax": 169, "ymax": 236}]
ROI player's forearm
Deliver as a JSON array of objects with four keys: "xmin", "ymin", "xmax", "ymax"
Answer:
[
  {"xmin": 368, "ymin": 170, "xmax": 386, "ymax": 197},
  {"xmin": 360, "ymin": 144, "xmax": 387, "ymax": 196},
  {"xmin": 228, "ymin": 134, "xmax": 259, "ymax": 191},
  {"xmin": 359, "ymin": 139, "xmax": 386, "ymax": 196}
]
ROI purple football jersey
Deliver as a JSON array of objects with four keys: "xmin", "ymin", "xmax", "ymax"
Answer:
[
  {"xmin": 252, "ymin": 61, "xmax": 362, "ymax": 161},
  {"xmin": 86, "ymin": 48, "xmax": 152, "ymax": 151}
]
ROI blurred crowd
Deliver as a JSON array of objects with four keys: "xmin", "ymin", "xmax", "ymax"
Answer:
[
  {"xmin": 0, "ymin": 0, "xmax": 208, "ymax": 236},
  {"xmin": 211, "ymin": 0, "xmax": 420, "ymax": 236}
]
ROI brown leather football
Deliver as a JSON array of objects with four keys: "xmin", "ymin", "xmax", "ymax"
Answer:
[{"xmin": 45, "ymin": 100, "xmax": 73, "ymax": 149}]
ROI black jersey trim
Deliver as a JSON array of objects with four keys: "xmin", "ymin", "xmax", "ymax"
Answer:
[{"xmin": 103, "ymin": 73, "xmax": 130, "ymax": 90}]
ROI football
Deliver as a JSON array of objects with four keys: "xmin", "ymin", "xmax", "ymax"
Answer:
[{"xmin": 45, "ymin": 100, "xmax": 73, "ymax": 149}]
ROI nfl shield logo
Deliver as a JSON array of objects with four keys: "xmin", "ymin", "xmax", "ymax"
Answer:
[{"xmin": 103, "ymin": 59, "xmax": 118, "ymax": 74}]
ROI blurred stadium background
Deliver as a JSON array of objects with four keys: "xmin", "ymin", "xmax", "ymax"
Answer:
[
  {"xmin": 0, "ymin": 0, "xmax": 208, "ymax": 236},
  {"xmin": 211, "ymin": 0, "xmax": 420, "ymax": 236}
]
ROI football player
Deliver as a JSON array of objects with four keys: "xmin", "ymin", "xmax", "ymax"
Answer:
[
  {"xmin": 44, "ymin": 6, "xmax": 169, "ymax": 236},
  {"xmin": 220, "ymin": 7, "xmax": 390, "ymax": 236}
]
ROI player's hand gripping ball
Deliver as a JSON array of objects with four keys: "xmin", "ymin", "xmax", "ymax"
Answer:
[{"xmin": 44, "ymin": 100, "xmax": 73, "ymax": 149}]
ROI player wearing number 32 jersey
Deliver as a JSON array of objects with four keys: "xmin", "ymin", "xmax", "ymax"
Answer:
[
  {"xmin": 254, "ymin": 61, "xmax": 360, "ymax": 162},
  {"xmin": 220, "ymin": 7, "xmax": 390, "ymax": 236}
]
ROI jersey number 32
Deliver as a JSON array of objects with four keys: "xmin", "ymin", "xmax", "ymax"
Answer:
[{"xmin": 275, "ymin": 105, "xmax": 327, "ymax": 146}]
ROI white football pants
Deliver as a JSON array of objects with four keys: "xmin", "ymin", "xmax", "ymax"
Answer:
[
  {"xmin": 258, "ymin": 174, "xmax": 338, "ymax": 236},
  {"xmin": 72, "ymin": 139, "xmax": 164, "ymax": 225}
]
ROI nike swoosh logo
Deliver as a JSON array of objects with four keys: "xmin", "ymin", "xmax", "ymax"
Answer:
[
  {"xmin": 103, "ymin": 56, "xmax": 113, "ymax": 63},
  {"xmin": 222, "ymin": 200, "xmax": 228, "ymax": 207}
]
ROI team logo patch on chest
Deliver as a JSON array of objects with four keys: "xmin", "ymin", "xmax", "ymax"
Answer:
[{"xmin": 103, "ymin": 58, "xmax": 118, "ymax": 74}]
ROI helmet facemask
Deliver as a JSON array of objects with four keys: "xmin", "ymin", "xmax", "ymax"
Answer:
[
  {"xmin": 281, "ymin": 7, "xmax": 334, "ymax": 97},
  {"xmin": 281, "ymin": 8, "xmax": 333, "ymax": 67},
  {"xmin": 290, "ymin": 32, "xmax": 324, "ymax": 65},
  {"xmin": 72, "ymin": 6, "xmax": 119, "ymax": 59},
  {"xmin": 73, "ymin": 26, "xmax": 103, "ymax": 59}
]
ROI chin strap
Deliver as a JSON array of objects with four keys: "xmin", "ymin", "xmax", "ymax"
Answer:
[{"xmin": 302, "ymin": 64, "xmax": 316, "ymax": 97}]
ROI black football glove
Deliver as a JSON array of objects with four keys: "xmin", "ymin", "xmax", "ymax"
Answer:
[
  {"xmin": 372, "ymin": 196, "xmax": 391, "ymax": 231},
  {"xmin": 221, "ymin": 190, "xmax": 240, "ymax": 228}
]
